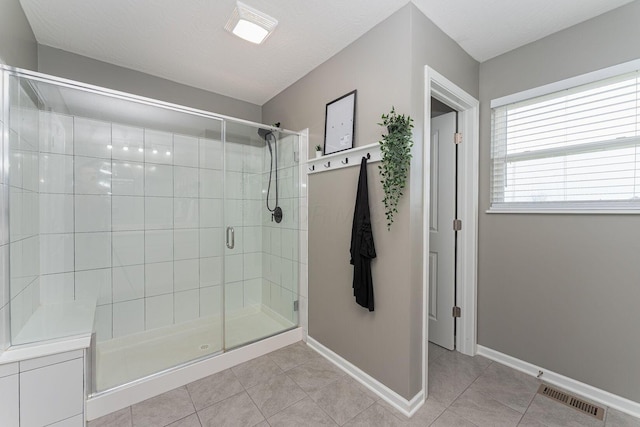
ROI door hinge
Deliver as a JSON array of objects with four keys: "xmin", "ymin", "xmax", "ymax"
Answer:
[
  {"xmin": 452, "ymin": 306, "xmax": 461, "ymax": 318},
  {"xmin": 453, "ymin": 219, "xmax": 462, "ymax": 231},
  {"xmin": 454, "ymin": 133, "xmax": 463, "ymax": 144},
  {"xmin": 293, "ymin": 300, "xmax": 299, "ymax": 312}
]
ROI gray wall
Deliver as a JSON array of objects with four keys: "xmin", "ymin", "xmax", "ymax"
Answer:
[
  {"xmin": 478, "ymin": 0, "xmax": 640, "ymax": 402},
  {"xmin": 0, "ymin": 0, "xmax": 37, "ymax": 69},
  {"xmin": 37, "ymin": 46, "xmax": 262, "ymax": 122},
  {"xmin": 264, "ymin": 4, "xmax": 478, "ymax": 399}
]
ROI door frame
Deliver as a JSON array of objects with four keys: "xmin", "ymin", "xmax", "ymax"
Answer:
[{"xmin": 422, "ymin": 66, "xmax": 479, "ymax": 377}]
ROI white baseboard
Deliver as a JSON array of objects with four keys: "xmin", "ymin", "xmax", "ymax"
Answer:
[
  {"xmin": 307, "ymin": 336, "xmax": 424, "ymax": 417},
  {"xmin": 86, "ymin": 328, "xmax": 303, "ymax": 421},
  {"xmin": 477, "ymin": 345, "xmax": 640, "ymax": 419}
]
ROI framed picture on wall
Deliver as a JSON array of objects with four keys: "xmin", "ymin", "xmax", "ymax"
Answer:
[{"xmin": 324, "ymin": 90, "xmax": 356, "ymax": 155}]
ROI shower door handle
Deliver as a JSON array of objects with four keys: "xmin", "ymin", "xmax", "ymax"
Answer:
[{"xmin": 226, "ymin": 226, "xmax": 235, "ymax": 249}]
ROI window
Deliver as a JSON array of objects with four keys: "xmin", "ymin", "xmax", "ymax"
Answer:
[{"xmin": 490, "ymin": 64, "xmax": 640, "ymax": 212}]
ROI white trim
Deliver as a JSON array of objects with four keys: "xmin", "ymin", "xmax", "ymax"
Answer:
[
  {"xmin": 477, "ymin": 345, "xmax": 640, "ymax": 419},
  {"xmin": 490, "ymin": 58, "xmax": 640, "ymax": 108},
  {"xmin": 423, "ymin": 66, "xmax": 479, "ymax": 371},
  {"xmin": 307, "ymin": 337, "xmax": 424, "ymax": 417},
  {"xmin": 86, "ymin": 328, "xmax": 302, "ymax": 421}
]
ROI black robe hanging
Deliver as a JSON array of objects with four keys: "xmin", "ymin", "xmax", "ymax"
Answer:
[{"xmin": 350, "ymin": 157, "xmax": 376, "ymax": 311}]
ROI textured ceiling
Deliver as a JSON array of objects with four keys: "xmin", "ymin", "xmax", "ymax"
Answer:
[{"xmin": 19, "ymin": 0, "xmax": 635, "ymax": 106}]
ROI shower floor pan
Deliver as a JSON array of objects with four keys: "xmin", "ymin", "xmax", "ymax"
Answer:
[{"xmin": 95, "ymin": 306, "xmax": 294, "ymax": 392}]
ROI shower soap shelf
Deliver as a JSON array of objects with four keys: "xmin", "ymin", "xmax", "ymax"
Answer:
[{"xmin": 307, "ymin": 142, "xmax": 381, "ymax": 175}]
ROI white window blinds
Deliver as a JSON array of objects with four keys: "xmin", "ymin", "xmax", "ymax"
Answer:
[{"xmin": 490, "ymin": 70, "xmax": 640, "ymax": 211}]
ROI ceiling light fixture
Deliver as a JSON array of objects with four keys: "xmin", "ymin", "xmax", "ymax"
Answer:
[{"xmin": 225, "ymin": 1, "xmax": 278, "ymax": 44}]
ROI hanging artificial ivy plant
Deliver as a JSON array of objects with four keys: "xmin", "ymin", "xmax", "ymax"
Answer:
[{"xmin": 378, "ymin": 107, "xmax": 414, "ymax": 230}]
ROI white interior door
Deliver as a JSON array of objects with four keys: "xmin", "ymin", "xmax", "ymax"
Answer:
[{"xmin": 428, "ymin": 111, "xmax": 456, "ymax": 350}]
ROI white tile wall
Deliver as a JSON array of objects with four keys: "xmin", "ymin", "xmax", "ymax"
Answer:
[
  {"xmin": 144, "ymin": 130, "xmax": 173, "ymax": 165},
  {"xmin": 199, "ymin": 169, "xmax": 223, "ymax": 199},
  {"xmin": 199, "ymin": 199, "xmax": 223, "ymax": 227},
  {"xmin": 74, "ymin": 156, "xmax": 111, "ymax": 195},
  {"xmin": 75, "ymin": 232, "xmax": 111, "ymax": 271},
  {"xmin": 174, "ymin": 289, "xmax": 199, "ymax": 324},
  {"xmin": 199, "ymin": 138, "xmax": 223, "ymax": 170},
  {"xmin": 74, "ymin": 117, "xmax": 111, "ymax": 159},
  {"xmin": 145, "ymin": 230, "xmax": 174, "ymax": 263},
  {"xmin": 174, "ymin": 167, "xmax": 199, "ymax": 197},
  {"xmin": 112, "ymin": 196, "xmax": 144, "ymax": 231},
  {"xmin": 174, "ymin": 198, "xmax": 199, "ymax": 229},
  {"xmin": 75, "ymin": 195, "xmax": 111, "ymax": 232},
  {"xmin": 199, "ymin": 228, "xmax": 222, "ymax": 258},
  {"xmin": 200, "ymin": 257, "xmax": 222, "ymax": 287},
  {"xmin": 111, "ymin": 161, "xmax": 144, "ymax": 196},
  {"xmin": 145, "ymin": 164, "xmax": 173, "ymax": 196},
  {"xmin": 39, "ymin": 111, "xmax": 73, "ymax": 155},
  {"xmin": 39, "ymin": 194, "xmax": 74, "ymax": 234},
  {"xmin": 40, "ymin": 234, "xmax": 74, "ymax": 275},
  {"xmin": 112, "ymin": 124, "xmax": 144, "ymax": 162},
  {"xmin": 113, "ymin": 299, "xmax": 144, "ymax": 337},
  {"xmin": 40, "ymin": 272, "xmax": 74, "ymax": 305},
  {"xmin": 39, "ymin": 153, "xmax": 74, "ymax": 194},
  {"xmin": 145, "ymin": 261, "xmax": 173, "ymax": 296},
  {"xmin": 174, "ymin": 229, "xmax": 198, "ymax": 260},
  {"xmin": 145, "ymin": 294, "xmax": 173, "ymax": 329},
  {"xmin": 199, "ymin": 285, "xmax": 222, "ymax": 318},
  {"xmin": 174, "ymin": 259, "xmax": 199, "ymax": 291},
  {"xmin": 225, "ymin": 281, "xmax": 243, "ymax": 313},
  {"xmin": 145, "ymin": 197, "xmax": 173, "ymax": 230},
  {"xmin": 112, "ymin": 265, "xmax": 144, "ymax": 302},
  {"xmin": 75, "ymin": 268, "xmax": 112, "ymax": 305},
  {"xmin": 173, "ymin": 134, "xmax": 199, "ymax": 167},
  {"xmin": 112, "ymin": 231, "xmax": 144, "ymax": 267}
]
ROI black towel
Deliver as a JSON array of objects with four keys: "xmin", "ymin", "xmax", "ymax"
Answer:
[{"xmin": 350, "ymin": 157, "xmax": 376, "ymax": 311}]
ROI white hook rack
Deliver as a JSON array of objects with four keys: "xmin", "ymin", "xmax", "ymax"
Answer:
[{"xmin": 307, "ymin": 143, "xmax": 381, "ymax": 175}]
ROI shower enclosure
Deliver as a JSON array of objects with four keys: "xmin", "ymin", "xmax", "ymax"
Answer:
[{"xmin": 1, "ymin": 67, "xmax": 301, "ymax": 393}]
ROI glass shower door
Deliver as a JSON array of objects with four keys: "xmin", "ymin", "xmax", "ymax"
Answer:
[{"xmin": 223, "ymin": 122, "xmax": 299, "ymax": 349}]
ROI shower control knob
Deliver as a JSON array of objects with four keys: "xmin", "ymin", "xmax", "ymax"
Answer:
[{"xmin": 273, "ymin": 206, "xmax": 283, "ymax": 224}]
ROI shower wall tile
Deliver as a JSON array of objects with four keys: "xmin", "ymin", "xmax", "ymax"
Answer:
[
  {"xmin": 243, "ymin": 279, "xmax": 261, "ymax": 307},
  {"xmin": 243, "ymin": 174, "xmax": 262, "ymax": 200},
  {"xmin": 174, "ymin": 198, "xmax": 199, "ymax": 229},
  {"xmin": 75, "ymin": 232, "xmax": 111, "ymax": 271},
  {"xmin": 40, "ymin": 272, "xmax": 74, "ymax": 305},
  {"xmin": 75, "ymin": 268, "xmax": 112, "ymax": 305},
  {"xmin": 145, "ymin": 261, "xmax": 173, "ymax": 296},
  {"xmin": 225, "ymin": 142, "xmax": 243, "ymax": 172},
  {"xmin": 199, "ymin": 138, "xmax": 222, "ymax": 170},
  {"xmin": 243, "ymin": 226, "xmax": 261, "ymax": 253},
  {"xmin": 39, "ymin": 194, "xmax": 74, "ymax": 234},
  {"xmin": 145, "ymin": 294, "xmax": 173, "ymax": 330},
  {"xmin": 112, "ymin": 231, "xmax": 145, "ymax": 267},
  {"xmin": 200, "ymin": 199, "xmax": 223, "ymax": 228},
  {"xmin": 199, "ymin": 228, "xmax": 222, "ymax": 258},
  {"xmin": 244, "ymin": 145, "xmax": 262, "ymax": 174},
  {"xmin": 112, "ymin": 196, "xmax": 144, "ymax": 231},
  {"xmin": 174, "ymin": 259, "xmax": 199, "ymax": 291},
  {"xmin": 243, "ymin": 253, "xmax": 262, "ymax": 280},
  {"xmin": 144, "ymin": 130, "xmax": 173, "ymax": 165},
  {"xmin": 174, "ymin": 289, "xmax": 199, "ymax": 324},
  {"xmin": 225, "ymin": 171, "xmax": 243, "ymax": 199},
  {"xmin": 225, "ymin": 281, "xmax": 243, "ymax": 313},
  {"xmin": 225, "ymin": 254, "xmax": 243, "ymax": 283},
  {"xmin": 113, "ymin": 299, "xmax": 144, "ymax": 338},
  {"xmin": 74, "ymin": 156, "xmax": 111, "ymax": 195},
  {"xmin": 40, "ymin": 234, "xmax": 74, "ymax": 275},
  {"xmin": 200, "ymin": 256, "xmax": 222, "ymax": 287},
  {"xmin": 174, "ymin": 167, "xmax": 198, "ymax": 197},
  {"xmin": 243, "ymin": 200, "xmax": 262, "ymax": 227},
  {"xmin": 111, "ymin": 161, "xmax": 144, "ymax": 196},
  {"xmin": 74, "ymin": 117, "xmax": 111, "ymax": 159},
  {"xmin": 200, "ymin": 285, "xmax": 222, "ymax": 318},
  {"xmin": 145, "ymin": 230, "xmax": 173, "ymax": 263},
  {"xmin": 200, "ymin": 169, "xmax": 223, "ymax": 199},
  {"xmin": 39, "ymin": 153, "xmax": 74, "ymax": 194},
  {"xmin": 145, "ymin": 164, "xmax": 173, "ymax": 197},
  {"xmin": 174, "ymin": 229, "xmax": 198, "ymax": 260},
  {"xmin": 39, "ymin": 112, "xmax": 73, "ymax": 155},
  {"xmin": 173, "ymin": 135, "xmax": 198, "ymax": 168},
  {"xmin": 145, "ymin": 197, "xmax": 173, "ymax": 230},
  {"xmin": 112, "ymin": 125, "xmax": 144, "ymax": 162},
  {"xmin": 74, "ymin": 195, "xmax": 111, "ymax": 232},
  {"xmin": 113, "ymin": 265, "xmax": 144, "ymax": 302},
  {"xmin": 95, "ymin": 305, "xmax": 112, "ymax": 342},
  {"xmin": 281, "ymin": 259, "xmax": 294, "ymax": 292}
]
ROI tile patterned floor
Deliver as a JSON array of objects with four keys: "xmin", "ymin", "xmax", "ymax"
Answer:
[{"xmin": 89, "ymin": 341, "xmax": 640, "ymax": 427}]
